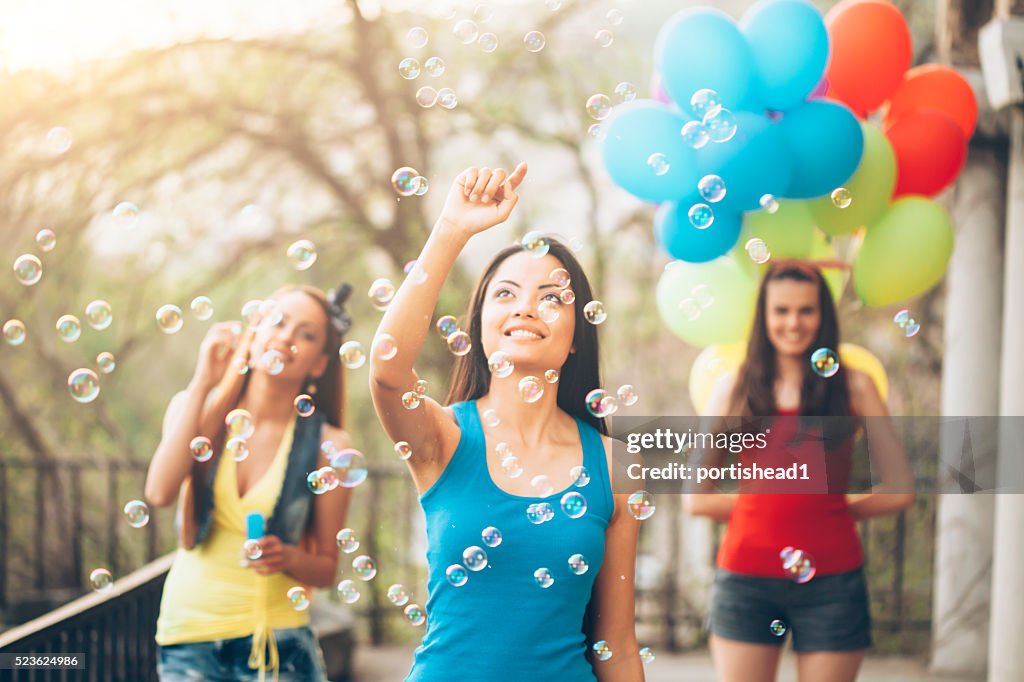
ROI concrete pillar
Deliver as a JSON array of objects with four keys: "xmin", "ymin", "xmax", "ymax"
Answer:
[
  {"xmin": 931, "ymin": 144, "xmax": 1005, "ymax": 674},
  {"xmin": 988, "ymin": 106, "xmax": 1024, "ymax": 682}
]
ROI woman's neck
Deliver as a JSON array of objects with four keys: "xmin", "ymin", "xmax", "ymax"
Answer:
[
  {"xmin": 477, "ymin": 372, "xmax": 568, "ymax": 449},
  {"xmin": 238, "ymin": 372, "xmax": 303, "ymax": 424}
]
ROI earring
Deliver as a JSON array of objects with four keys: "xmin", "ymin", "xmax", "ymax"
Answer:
[{"xmin": 307, "ymin": 380, "xmax": 318, "ymax": 395}]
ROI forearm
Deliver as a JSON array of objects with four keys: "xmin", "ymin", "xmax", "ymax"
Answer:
[
  {"xmin": 285, "ymin": 551, "xmax": 338, "ymax": 589},
  {"xmin": 144, "ymin": 381, "xmax": 212, "ymax": 506},
  {"xmin": 370, "ymin": 222, "xmax": 468, "ymax": 390},
  {"xmin": 593, "ymin": 639, "xmax": 645, "ymax": 682},
  {"xmin": 845, "ymin": 492, "xmax": 915, "ymax": 520},
  {"xmin": 686, "ymin": 493, "xmax": 737, "ymax": 522}
]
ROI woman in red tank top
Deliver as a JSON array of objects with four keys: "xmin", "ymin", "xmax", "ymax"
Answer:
[{"xmin": 688, "ymin": 263, "xmax": 914, "ymax": 682}]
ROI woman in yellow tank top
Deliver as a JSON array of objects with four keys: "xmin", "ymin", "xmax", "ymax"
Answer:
[{"xmin": 144, "ymin": 285, "xmax": 357, "ymax": 682}]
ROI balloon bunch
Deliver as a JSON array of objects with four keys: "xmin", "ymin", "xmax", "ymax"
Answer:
[
  {"xmin": 602, "ymin": 0, "xmax": 864, "ymax": 265},
  {"xmin": 597, "ymin": 0, "xmax": 976, "ymax": 413}
]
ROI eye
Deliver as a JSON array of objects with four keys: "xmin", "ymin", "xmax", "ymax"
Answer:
[
  {"xmin": 541, "ymin": 291, "xmax": 562, "ymax": 304},
  {"xmin": 494, "ymin": 287, "xmax": 515, "ymax": 299}
]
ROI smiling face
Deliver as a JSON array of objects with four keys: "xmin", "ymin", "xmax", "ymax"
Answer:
[
  {"xmin": 250, "ymin": 290, "xmax": 330, "ymax": 381},
  {"xmin": 479, "ymin": 252, "xmax": 576, "ymax": 373},
  {"xmin": 764, "ymin": 278, "xmax": 821, "ymax": 358}
]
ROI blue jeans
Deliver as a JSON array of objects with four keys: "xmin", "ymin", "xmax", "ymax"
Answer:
[{"xmin": 157, "ymin": 626, "xmax": 328, "ymax": 681}]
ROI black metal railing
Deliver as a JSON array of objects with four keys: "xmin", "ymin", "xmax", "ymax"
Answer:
[
  {"xmin": 0, "ymin": 456, "xmax": 937, "ymax": 659},
  {"xmin": 0, "ymin": 554, "xmax": 173, "ymax": 682}
]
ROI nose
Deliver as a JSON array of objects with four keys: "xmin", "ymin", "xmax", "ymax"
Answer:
[{"xmin": 512, "ymin": 300, "xmax": 538, "ymax": 319}]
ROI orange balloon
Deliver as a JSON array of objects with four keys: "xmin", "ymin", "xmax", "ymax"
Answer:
[
  {"xmin": 886, "ymin": 110, "xmax": 967, "ymax": 197},
  {"xmin": 825, "ymin": 0, "xmax": 912, "ymax": 117},
  {"xmin": 883, "ymin": 64, "xmax": 978, "ymax": 138}
]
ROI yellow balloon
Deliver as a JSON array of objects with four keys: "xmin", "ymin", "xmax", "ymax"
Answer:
[
  {"xmin": 839, "ymin": 342, "xmax": 889, "ymax": 403},
  {"xmin": 689, "ymin": 343, "xmax": 746, "ymax": 415},
  {"xmin": 688, "ymin": 342, "xmax": 888, "ymax": 414}
]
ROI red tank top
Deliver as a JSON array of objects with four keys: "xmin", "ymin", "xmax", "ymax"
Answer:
[{"xmin": 716, "ymin": 409, "xmax": 863, "ymax": 577}]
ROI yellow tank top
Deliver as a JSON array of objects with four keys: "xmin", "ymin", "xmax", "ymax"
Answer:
[{"xmin": 156, "ymin": 420, "xmax": 310, "ymax": 678}]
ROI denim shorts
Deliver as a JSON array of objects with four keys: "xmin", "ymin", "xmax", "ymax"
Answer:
[
  {"xmin": 157, "ymin": 626, "xmax": 328, "ymax": 681},
  {"xmin": 708, "ymin": 567, "xmax": 872, "ymax": 652}
]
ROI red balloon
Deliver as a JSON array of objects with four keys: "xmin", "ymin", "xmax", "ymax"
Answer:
[
  {"xmin": 886, "ymin": 110, "xmax": 967, "ymax": 197},
  {"xmin": 825, "ymin": 0, "xmax": 912, "ymax": 117},
  {"xmin": 884, "ymin": 64, "xmax": 978, "ymax": 138}
]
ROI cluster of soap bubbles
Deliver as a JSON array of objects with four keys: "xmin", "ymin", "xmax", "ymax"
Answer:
[
  {"xmin": 585, "ymin": 82, "xmax": 636, "ymax": 129},
  {"xmin": 499, "ymin": 443, "xmax": 523, "ymax": 478},
  {"xmin": 402, "ymin": 377, "xmax": 429, "ymax": 410},
  {"xmin": 309, "ymin": 446, "xmax": 368, "ymax": 494},
  {"xmin": 893, "ymin": 309, "xmax": 920, "ymax": 338},
  {"xmin": 391, "ymin": 168, "xmax": 429, "ymax": 197},
  {"xmin": 679, "ymin": 89, "xmax": 738, "ymax": 151},
  {"xmin": 526, "ymin": 502, "xmax": 555, "ymax": 524},
  {"xmin": 584, "ymin": 384, "xmax": 638, "ymax": 418},
  {"xmin": 434, "ymin": 314, "xmax": 471, "ymax": 357},
  {"xmin": 780, "ymin": 546, "xmax": 817, "ymax": 583},
  {"xmin": 678, "ymin": 283, "xmax": 715, "ymax": 322}
]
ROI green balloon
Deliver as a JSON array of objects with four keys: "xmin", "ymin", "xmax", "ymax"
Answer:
[
  {"xmin": 809, "ymin": 124, "xmax": 896, "ymax": 236},
  {"xmin": 657, "ymin": 257, "xmax": 757, "ymax": 347},
  {"xmin": 806, "ymin": 230, "xmax": 848, "ymax": 302},
  {"xmin": 741, "ymin": 199, "xmax": 817, "ymax": 259},
  {"xmin": 853, "ymin": 197, "xmax": 953, "ymax": 307}
]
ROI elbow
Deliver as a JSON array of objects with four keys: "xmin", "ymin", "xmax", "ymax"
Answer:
[{"xmin": 144, "ymin": 477, "xmax": 176, "ymax": 509}]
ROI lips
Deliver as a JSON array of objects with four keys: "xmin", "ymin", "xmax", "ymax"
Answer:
[{"xmin": 504, "ymin": 327, "xmax": 545, "ymax": 340}]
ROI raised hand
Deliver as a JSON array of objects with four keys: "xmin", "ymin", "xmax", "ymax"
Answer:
[
  {"xmin": 192, "ymin": 321, "xmax": 252, "ymax": 392},
  {"xmin": 438, "ymin": 162, "xmax": 528, "ymax": 237}
]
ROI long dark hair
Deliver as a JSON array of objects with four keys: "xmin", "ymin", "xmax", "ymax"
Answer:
[
  {"xmin": 444, "ymin": 238, "xmax": 608, "ymax": 435},
  {"xmin": 729, "ymin": 264, "xmax": 851, "ymax": 421}
]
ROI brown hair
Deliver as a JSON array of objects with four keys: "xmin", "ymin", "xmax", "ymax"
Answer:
[
  {"xmin": 444, "ymin": 238, "xmax": 608, "ymax": 435},
  {"xmin": 729, "ymin": 265, "xmax": 851, "ymax": 420}
]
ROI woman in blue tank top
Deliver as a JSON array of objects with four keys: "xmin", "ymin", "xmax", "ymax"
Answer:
[{"xmin": 369, "ymin": 162, "xmax": 645, "ymax": 681}]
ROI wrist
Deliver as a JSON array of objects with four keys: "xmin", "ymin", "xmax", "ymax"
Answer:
[
  {"xmin": 187, "ymin": 377, "xmax": 216, "ymax": 395},
  {"xmin": 434, "ymin": 217, "xmax": 472, "ymax": 243}
]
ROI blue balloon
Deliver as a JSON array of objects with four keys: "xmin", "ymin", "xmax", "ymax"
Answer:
[
  {"xmin": 740, "ymin": 0, "xmax": 829, "ymax": 112},
  {"xmin": 691, "ymin": 111, "xmax": 794, "ymax": 212},
  {"xmin": 600, "ymin": 101, "xmax": 700, "ymax": 203},
  {"xmin": 778, "ymin": 100, "xmax": 864, "ymax": 199},
  {"xmin": 656, "ymin": 8, "xmax": 760, "ymax": 115},
  {"xmin": 655, "ymin": 201, "xmax": 742, "ymax": 263}
]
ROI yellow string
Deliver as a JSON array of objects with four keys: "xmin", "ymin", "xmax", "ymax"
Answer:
[{"xmin": 248, "ymin": 575, "xmax": 280, "ymax": 682}]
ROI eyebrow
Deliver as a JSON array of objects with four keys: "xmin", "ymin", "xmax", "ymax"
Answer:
[
  {"xmin": 495, "ymin": 279, "xmax": 559, "ymax": 290},
  {"xmin": 278, "ymin": 312, "xmax": 319, "ymax": 331}
]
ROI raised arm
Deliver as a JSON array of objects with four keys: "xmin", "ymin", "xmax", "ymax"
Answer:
[
  {"xmin": 144, "ymin": 322, "xmax": 249, "ymax": 507},
  {"xmin": 369, "ymin": 163, "xmax": 527, "ymax": 493}
]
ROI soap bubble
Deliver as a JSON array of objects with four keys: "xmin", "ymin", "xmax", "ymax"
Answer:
[
  {"xmin": 681, "ymin": 121, "xmax": 710, "ymax": 149},
  {"xmin": 339, "ymin": 341, "xmax": 366, "ymax": 369},
  {"xmin": 533, "ymin": 567, "xmax": 554, "ymax": 588},
  {"xmin": 831, "ymin": 187, "xmax": 852, "ymax": 208},
  {"xmin": 585, "ymin": 94, "xmax": 612, "ymax": 121},
  {"xmin": 407, "ymin": 27, "xmax": 428, "ymax": 48},
  {"xmin": 287, "ymin": 586, "xmax": 310, "ymax": 611},
  {"xmin": 810, "ymin": 347, "xmax": 840, "ymax": 378},
  {"xmin": 523, "ymin": 30, "xmax": 546, "ymax": 52},
  {"xmin": 13, "ymin": 254, "xmax": 42, "ymax": 286},
  {"xmin": 286, "ymin": 240, "xmax": 317, "ymax": 270},
  {"xmin": 398, "ymin": 57, "xmax": 421, "ymax": 79},
  {"xmin": 36, "ymin": 229, "xmax": 57, "ymax": 252},
  {"xmin": 68, "ymin": 368, "xmax": 100, "ymax": 403},
  {"xmin": 56, "ymin": 315, "xmax": 81, "ymax": 342},
  {"xmin": 568, "ymin": 553, "xmax": 589, "ymax": 575},
  {"xmin": 337, "ymin": 579, "xmax": 360, "ymax": 604},
  {"xmin": 89, "ymin": 568, "xmax": 114, "ymax": 593},
  {"xmin": 352, "ymin": 555, "xmax": 377, "ymax": 581},
  {"xmin": 155, "ymin": 305, "xmax": 184, "ymax": 334},
  {"xmin": 698, "ymin": 174, "xmax": 727, "ymax": 203},
  {"xmin": 424, "ymin": 56, "xmax": 445, "ymax": 77},
  {"xmin": 594, "ymin": 29, "xmax": 614, "ymax": 47},
  {"xmin": 123, "ymin": 500, "xmax": 150, "ymax": 528},
  {"xmin": 190, "ymin": 436, "xmax": 213, "ymax": 462},
  {"xmin": 690, "ymin": 89, "xmax": 722, "ymax": 119},
  {"xmin": 627, "ymin": 490, "xmax": 656, "ymax": 520},
  {"xmin": 446, "ymin": 564, "xmax": 469, "ymax": 587},
  {"xmin": 592, "ymin": 640, "xmax": 613, "ymax": 661},
  {"xmin": 190, "ymin": 296, "xmax": 214, "ymax": 321},
  {"xmin": 453, "ymin": 19, "xmax": 479, "ymax": 44},
  {"xmin": 3, "ymin": 320, "xmax": 26, "ymax": 346},
  {"xmin": 387, "ymin": 584, "xmax": 411, "ymax": 606}
]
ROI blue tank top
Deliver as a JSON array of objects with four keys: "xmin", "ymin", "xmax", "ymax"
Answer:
[{"xmin": 407, "ymin": 400, "xmax": 615, "ymax": 682}]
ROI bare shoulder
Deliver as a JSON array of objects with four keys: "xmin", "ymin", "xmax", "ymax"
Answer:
[{"xmin": 847, "ymin": 368, "xmax": 886, "ymax": 416}]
